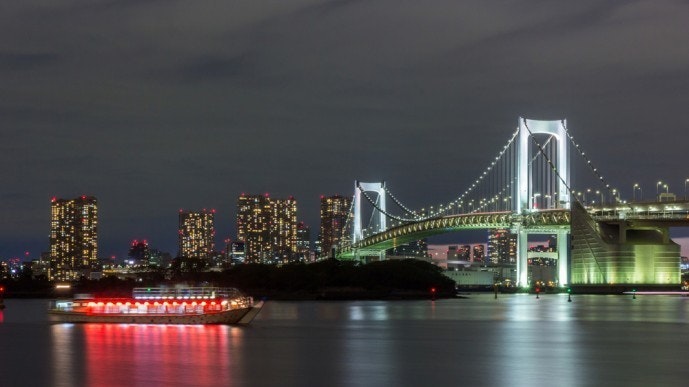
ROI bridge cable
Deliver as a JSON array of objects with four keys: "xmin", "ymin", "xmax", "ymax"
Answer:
[
  {"xmin": 383, "ymin": 186, "xmax": 421, "ymax": 218},
  {"xmin": 440, "ymin": 128, "xmax": 520, "ymax": 216},
  {"xmin": 356, "ymin": 183, "xmax": 426, "ymax": 224},
  {"xmin": 560, "ymin": 120, "xmax": 631, "ymax": 209}
]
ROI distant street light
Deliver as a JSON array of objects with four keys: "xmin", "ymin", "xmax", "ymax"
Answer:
[
  {"xmin": 685, "ymin": 179, "xmax": 689, "ymax": 200},
  {"xmin": 633, "ymin": 183, "xmax": 642, "ymax": 202},
  {"xmin": 585, "ymin": 188, "xmax": 592, "ymax": 205},
  {"xmin": 657, "ymin": 181, "xmax": 663, "ymax": 195}
]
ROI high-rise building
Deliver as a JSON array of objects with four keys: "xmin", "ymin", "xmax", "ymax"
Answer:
[
  {"xmin": 237, "ymin": 194, "xmax": 272, "ymax": 263},
  {"xmin": 295, "ymin": 222, "xmax": 311, "ymax": 262},
  {"xmin": 128, "ymin": 239, "xmax": 151, "ymax": 265},
  {"xmin": 488, "ymin": 229, "xmax": 517, "ymax": 265},
  {"xmin": 319, "ymin": 195, "xmax": 352, "ymax": 258},
  {"xmin": 272, "ymin": 197, "xmax": 298, "ymax": 260},
  {"xmin": 178, "ymin": 209, "xmax": 215, "ymax": 259},
  {"xmin": 236, "ymin": 193, "xmax": 298, "ymax": 263},
  {"xmin": 49, "ymin": 195, "xmax": 98, "ymax": 281}
]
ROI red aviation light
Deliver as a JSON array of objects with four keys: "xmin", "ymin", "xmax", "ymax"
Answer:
[{"xmin": 51, "ymin": 197, "xmax": 57, "ymax": 203}]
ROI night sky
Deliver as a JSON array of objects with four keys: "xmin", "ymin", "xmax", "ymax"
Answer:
[{"xmin": 2, "ymin": 1, "xmax": 689, "ymax": 261}]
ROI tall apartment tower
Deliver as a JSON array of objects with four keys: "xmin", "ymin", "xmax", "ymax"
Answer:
[
  {"xmin": 488, "ymin": 229, "xmax": 517, "ymax": 265},
  {"xmin": 236, "ymin": 193, "xmax": 298, "ymax": 263},
  {"xmin": 272, "ymin": 196, "xmax": 298, "ymax": 259},
  {"xmin": 295, "ymin": 222, "xmax": 311, "ymax": 261},
  {"xmin": 49, "ymin": 195, "xmax": 98, "ymax": 281},
  {"xmin": 319, "ymin": 195, "xmax": 352, "ymax": 258},
  {"xmin": 178, "ymin": 209, "xmax": 215, "ymax": 259}
]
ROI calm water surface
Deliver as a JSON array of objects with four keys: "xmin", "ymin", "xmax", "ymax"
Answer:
[{"xmin": 1, "ymin": 294, "xmax": 689, "ymax": 387}]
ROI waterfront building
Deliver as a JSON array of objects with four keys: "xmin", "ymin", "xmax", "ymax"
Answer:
[
  {"xmin": 319, "ymin": 195, "xmax": 352, "ymax": 258},
  {"xmin": 229, "ymin": 241, "xmax": 245, "ymax": 263},
  {"xmin": 148, "ymin": 249, "xmax": 172, "ymax": 268},
  {"xmin": 458, "ymin": 245, "xmax": 471, "ymax": 261},
  {"xmin": 487, "ymin": 229, "xmax": 517, "ymax": 265},
  {"xmin": 295, "ymin": 222, "xmax": 311, "ymax": 262},
  {"xmin": 237, "ymin": 194, "xmax": 272, "ymax": 263},
  {"xmin": 236, "ymin": 193, "xmax": 298, "ymax": 263},
  {"xmin": 472, "ymin": 244, "xmax": 485, "ymax": 263},
  {"xmin": 178, "ymin": 209, "xmax": 215, "ymax": 260},
  {"xmin": 49, "ymin": 195, "xmax": 98, "ymax": 281},
  {"xmin": 388, "ymin": 239, "xmax": 428, "ymax": 258},
  {"xmin": 128, "ymin": 239, "xmax": 151, "ymax": 266},
  {"xmin": 272, "ymin": 196, "xmax": 298, "ymax": 261}
]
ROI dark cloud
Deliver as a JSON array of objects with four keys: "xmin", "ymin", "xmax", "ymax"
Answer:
[
  {"xmin": 2, "ymin": 0, "xmax": 689, "ymax": 259},
  {"xmin": 0, "ymin": 51, "xmax": 59, "ymax": 71},
  {"xmin": 173, "ymin": 53, "xmax": 257, "ymax": 81}
]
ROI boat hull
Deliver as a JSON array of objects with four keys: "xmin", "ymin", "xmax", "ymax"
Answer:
[{"xmin": 48, "ymin": 306, "xmax": 256, "ymax": 325}]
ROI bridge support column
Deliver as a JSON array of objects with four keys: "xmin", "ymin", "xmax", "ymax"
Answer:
[
  {"xmin": 517, "ymin": 228, "xmax": 529, "ymax": 287},
  {"xmin": 557, "ymin": 230, "xmax": 569, "ymax": 287}
]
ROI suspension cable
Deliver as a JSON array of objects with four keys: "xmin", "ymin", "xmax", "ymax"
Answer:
[
  {"xmin": 439, "ymin": 128, "xmax": 520, "ymax": 216},
  {"xmin": 357, "ymin": 184, "xmax": 427, "ymax": 223},
  {"xmin": 383, "ymin": 186, "xmax": 420, "ymax": 217},
  {"xmin": 560, "ymin": 120, "xmax": 630, "ymax": 208}
]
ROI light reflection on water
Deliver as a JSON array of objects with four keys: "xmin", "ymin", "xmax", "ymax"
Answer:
[
  {"xmin": 2, "ymin": 295, "xmax": 689, "ymax": 386},
  {"xmin": 51, "ymin": 323, "xmax": 244, "ymax": 387}
]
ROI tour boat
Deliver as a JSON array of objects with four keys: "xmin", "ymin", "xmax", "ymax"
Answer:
[{"xmin": 48, "ymin": 287, "xmax": 262, "ymax": 325}]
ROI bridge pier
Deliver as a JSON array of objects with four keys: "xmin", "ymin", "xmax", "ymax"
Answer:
[
  {"xmin": 514, "ymin": 118, "xmax": 571, "ymax": 289},
  {"xmin": 557, "ymin": 230, "xmax": 570, "ymax": 287},
  {"xmin": 570, "ymin": 202, "xmax": 680, "ymax": 286},
  {"xmin": 517, "ymin": 228, "xmax": 529, "ymax": 287},
  {"xmin": 516, "ymin": 225, "xmax": 570, "ymax": 288}
]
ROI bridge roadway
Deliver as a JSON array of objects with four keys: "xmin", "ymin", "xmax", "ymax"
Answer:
[{"xmin": 338, "ymin": 200, "xmax": 689, "ymax": 258}]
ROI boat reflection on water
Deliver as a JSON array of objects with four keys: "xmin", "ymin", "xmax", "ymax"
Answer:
[{"xmin": 51, "ymin": 323, "xmax": 246, "ymax": 387}]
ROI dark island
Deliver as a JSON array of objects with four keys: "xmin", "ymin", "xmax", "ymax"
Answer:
[{"xmin": 1, "ymin": 259, "xmax": 456, "ymax": 300}]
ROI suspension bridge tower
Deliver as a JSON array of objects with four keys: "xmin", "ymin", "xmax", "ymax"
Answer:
[
  {"xmin": 514, "ymin": 118, "xmax": 571, "ymax": 287},
  {"xmin": 352, "ymin": 181, "xmax": 387, "ymax": 259}
]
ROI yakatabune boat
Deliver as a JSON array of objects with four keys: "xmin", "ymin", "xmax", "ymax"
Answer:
[{"xmin": 48, "ymin": 287, "xmax": 263, "ymax": 324}]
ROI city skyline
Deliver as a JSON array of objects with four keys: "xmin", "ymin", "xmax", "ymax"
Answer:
[{"xmin": 2, "ymin": 2, "xmax": 689, "ymax": 260}]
